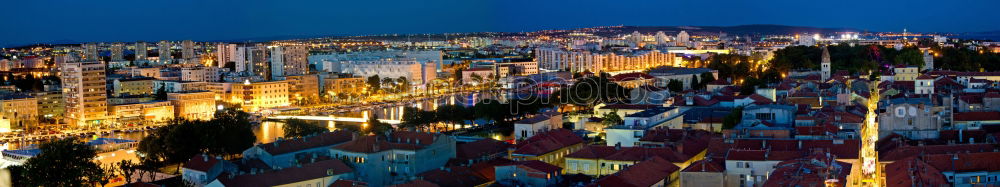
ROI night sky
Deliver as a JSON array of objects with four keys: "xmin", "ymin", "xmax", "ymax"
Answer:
[{"xmin": 2, "ymin": 0, "xmax": 998, "ymax": 47}]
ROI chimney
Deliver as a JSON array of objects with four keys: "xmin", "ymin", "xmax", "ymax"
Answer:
[
  {"xmin": 615, "ymin": 143, "xmax": 621, "ymax": 150},
  {"xmin": 202, "ymin": 154, "xmax": 208, "ymax": 162},
  {"xmin": 676, "ymin": 143, "xmax": 684, "ymax": 154}
]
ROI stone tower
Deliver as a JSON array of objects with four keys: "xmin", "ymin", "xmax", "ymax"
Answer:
[{"xmin": 821, "ymin": 46, "xmax": 831, "ymax": 81}]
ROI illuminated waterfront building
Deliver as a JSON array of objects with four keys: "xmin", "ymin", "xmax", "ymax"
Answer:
[
  {"xmin": 167, "ymin": 91, "xmax": 216, "ymax": 121},
  {"xmin": 210, "ymin": 80, "xmax": 289, "ymax": 112},
  {"xmin": 323, "ymin": 77, "xmax": 365, "ymax": 97},
  {"xmin": 30, "ymin": 91, "xmax": 64, "ymax": 124},
  {"xmin": 534, "ymin": 48, "xmax": 675, "ymax": 73},
  {"xmin": 339, "ymin": 59, "xmax": 437, "ymax": 85},
  {"xmin": 0, "ymin": 94, "xmax": 38, "ymax": 132},
  {"xmin": 285, "ymin": 74, "xmax": 320, "ymax": 102},
  {"xmin": 676, "ymin": 31, "xmax": 690, "ymax": 47},
  {"xmin": 109, "ymin": 101, "xmax": 174, "ymax": 125},
  {"xmin": 61, "ymin": 61, "xmax": 109, "ymax": 127}
]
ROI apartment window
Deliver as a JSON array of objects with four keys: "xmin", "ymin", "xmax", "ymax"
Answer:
[
  {"xmin": 755, "ymin": 113, "xmax": 774, "ymax": 121},
  {"xmin": 736, "ymin": 162, "xmax": 743, "ymax": 168}
]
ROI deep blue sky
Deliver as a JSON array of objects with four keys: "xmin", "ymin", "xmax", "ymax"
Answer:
[{"xmin": 2, "ymin": 0, "xmax": 998, "ymax": 47}]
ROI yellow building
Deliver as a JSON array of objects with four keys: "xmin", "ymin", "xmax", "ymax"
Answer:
[
  {"xmin": 30, "ymin": 91, "xmax": 64, "ymax": 124},
  {"xmin": 61, "ymin": 61, "xmax": 108, "ymax": 127},
  {"xmin": 210, "ymin": 80, "xmax": 290, "ymax": 112},
  {"xmin": 112, "ymin": 77, "xmax": 156, "ymax": 96},
  {"xmin": 109, "ymin": 101, "xmax": 174, "ymax": 125},
  {"xmin": 893, "ymin": 66, "xmax": 920, "ymax": 81},
  {"xmin": 167, "ymin": 91, "xmax": 216, "ymax": 121},
  {"xmin": 564, "ymin": 145, "xmax": 701, "ymax": 176},
  {"xmin": 323, "ymin": 77, "xmax": 365, "ymax": 98},
  {"xmin": 0, "ymin": 94, "xmax": 39, "ymax": 132},
  {"xmin": 508, "ymin": 129, "xmax": 584, "ymax": 167},
  {"xmin": 285, "ymin": 74, "xmax": 320, "ymax": 103}
]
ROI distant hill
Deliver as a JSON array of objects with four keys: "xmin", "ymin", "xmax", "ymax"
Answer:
[{"xmin": 583, "ymin": 24, "xmax": 866, "ymax": 37}]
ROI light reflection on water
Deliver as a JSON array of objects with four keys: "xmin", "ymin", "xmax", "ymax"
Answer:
[{"xmin": 4, "ymin": 92, "xmax": 499, "ymax": 150}]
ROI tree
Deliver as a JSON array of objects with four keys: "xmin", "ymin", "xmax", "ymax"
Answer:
[
  {"xmin": 363, "ymin": 113, "xmax": 393, "ymax": 135},
  {"xmin": 383, "ymin": 77, "xmax": 396, "ymax": 93},
  {"xmin": 19, "ymin": 138, "xmax": 106, "ymax": 187},
  {"xmin": 722, "ymin": 107, "xmax": 744, "ymax": 129},
  {"xmin": 601, "ymin": 110, "xmax": 624, "ymax": 127},
  {"xmin": 699, "ymin": 72, "xmax": 716, "ymax": 89},
  {"xmin": 690, "ymin": 74, "xmax": 700, "ymax": 90},
  {"xmin": 894, "ymin": 47, "xmax": 924, "ymax": 68},
  {"xmin": 367, "ymin": 75, "xmax": 381, "ymax": 93},
  {"xmin": 155, "ymin": 85, "xmax": 168, "ymax": 100},
  {"xmin": 282, "ymin": 118, "xmax": 328, "ymax": 138},
  {"xmin": 136, "ymin": 108, "xmax": 256, "ymax": 173},
  {"xmin": 115, "ymin": 160, "xmax": 138, "ymax": 184},
  {"xmin": 397, "ymin": 77, "xmax": 410, "ymax": 93},
  {"xmin": 470, "ymin": 73, "xmax": 483, "ymax": 85},
  {"xmin": 667, "ymin": 79, "xmax": 683, "ymax": 92}
]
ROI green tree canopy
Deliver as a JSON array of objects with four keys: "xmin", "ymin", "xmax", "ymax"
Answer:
[
  {"xmin": 17, "ymin": 138, "xmax": 107, "ymax": 187},
  {"xmin": 282, "ymin": 118, "xmax": 328, "ymax": 138}
]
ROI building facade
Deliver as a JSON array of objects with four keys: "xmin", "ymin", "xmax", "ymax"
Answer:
[{"xmin": 61, "ymin": 61, "xmax": 109, "ymax": 127}]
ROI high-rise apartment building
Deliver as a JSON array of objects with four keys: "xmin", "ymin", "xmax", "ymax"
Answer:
[
  {"xmin": 534, "ymin": 48, "xmax": 675, "ymax": 73},
  {"xmin": 135, "ymin": 41, "xmax": 148, "ymax": 61},
  {"xmin": 158, "ymin": 40, "xmax": 172, "ymax": 64},
  {"xmin": 269, "ymin": 45, "xmax": 309, "ymax": 79},
  {"xmin": 111, "ymin": 42, "xmax": 125, "ymax": 61},
  {"xmin": 215, "ymin": 43, "xmax": 238, "ymax": 68},
  {"xmin": 235, "ymin": 44, "xmax": 269, "ymax": 78},
  {"xmin": 61, "ymin": 61, "xmax": 109, "ymax": 127},
  {"xmin": 82, "ymin": 43, "xmax": 98, "ymax": 61},
  {"xmin": 182, "ymin": 40, "xmax": 195, "ymax": 60}
]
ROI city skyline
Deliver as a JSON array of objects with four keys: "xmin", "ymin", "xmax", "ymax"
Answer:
[{"xmin": 3, "ymin": 0, "xmax": 1000, "ymax": 47}]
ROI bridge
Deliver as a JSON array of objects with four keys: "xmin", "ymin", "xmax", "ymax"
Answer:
[{"xmin": 268, "ymin": 116, "xmax": 402, "ymax": 124}]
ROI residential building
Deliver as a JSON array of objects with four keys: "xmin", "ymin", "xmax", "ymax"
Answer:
[
  {"xmin": 270, "ymin": 45, "xmax": 309, "ymax": 78},
  {"xmin": 513, "ymin": 112, "xmax": 562, "ymax": 140},
  {"xmin": 588, "ymin": 156, "xmax": 681, "ymax": 187},
  {"xmin": 285, "ymin": 74, "xmax": 320, "ymax": 103},
  {"xmin": 207, "ymin": 158, "xmax": 354, "ymax": 187},
  {"xmin": 495, "ymin": 61, "xmax": 538, "ymax": 78},
  {"xmin": 155, "ymin": 80, "xmax": 210, "ymax": 93},
  {"xmin": 923, "ymin": 152, "xmax": 1000, "ymax": 186},
  {"xmin": 329, "ymin": 131, "xmax": 456, "ymax": 187},
  {"xmin": 878, "ymin": 98, "xmax": 943, "ymax": 140},
  {"xmin": 182, "ymin": 154, "xmax": 235, "ymax": 187},
  {"xmin": 680, "ymin": 159, "xmax": 725, "ymax": 187},
  {"xmin": 81, "ymin": 43, "xmax": 98, "ymax": 61},
  {"xmin": 182, "ymin": 40, "xmax": 195, "ymax": 60},
  {"xmin": 135, "ymin": 41, "xmax": 148, "ymax": 61},
  {"xmin": 30, "ymin": 91, "xmax": 64, "ymax": 123},
  {"xmin": 535, "ymin": 47, "xmax": 675, "ymax": 73},
  {"xmin": 324, "ymin": 77, "xmax": 365, "ymax": 98},
  {"xmin": 339, "ymin": 59, "xmax": 437, "ymax": 85},
  {"xmin": 109, "ymin": 101, "xmax": 174, "ymax": 125},
  {"xmin": 242, "ymin": 131, "xmax": 353, "ymax": 169},
  {"xmin": 210, "ymin": 80, "xmax": 289, "ymax": 112},
  {"xmin": 564, "ymin": 145, "xmax": 693, "ymax": 177},
  {"xmin": 61, "ymin": 61, "xmax": 108, "ymax": 127},
  {"xmin": 0, "ymin": 94, "xmax": 38, "ymax": 132},
  {"xmin": 215, "ymin": 43, "xmax": 238, "ymax": 68},
  {"xmin": 494, "ymin": 161, "xmax": 562, "ymax": 187},
  {"xmin": 762, "ymin": 151, "xmax": 851, "ymax": 187},
  {"xmin": 158, "ymin": 40, "xmax": 172, "ymax": 64},
  {"xmin": 647, "ymin": 67, "xmax": 717, "ymax": 90},
  {"xmin": 167, "ymin": 91, "xmax": 216, "ymax": 121},
  {"xmin": 111, "ymin": 77, "xmax": 156, "ymax": 97},
  {"xmin": 606, "ymin": 107, "xmax": 684, "ymax": 147},
  {"xmin": 111, "ymin": 42, "xmax": 125, "ymax": 62},
  {"xmin": 509, "ymin": 129, "xmax": 584, "ymax": 167}
]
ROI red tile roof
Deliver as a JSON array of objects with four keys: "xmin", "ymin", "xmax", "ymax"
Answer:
[
  {"xmin": 388, "ymin": 179, "xmax": 439, "ymax": 187},
  {"xmin": 183, "ymin": 154, "xmax": 222, "ymax": 172},
  {"xmin": 923, "ymin": 152, "xmax": 1000, "ymax": 172},
  {"xmin": 953, "ymin": 111, "xmax": 1000, "ymax": 121},
  {"xmin": 216, "ymin": 159, "xmax": 353, "ymax": 186},
  {"xmin": 417, "ymin": 166, "xmax": 490, "ymax": 187},
  {"xmin": 330, "ymin": 180, "xmax": 368, "ymax": 187},
  {"xmin": 880, "ymin": 144, "xmax": 999, "ymax": 161},
  {"xmin": 763, "ymin": 152, "xmax": 851, "ymax": 187},
  {"xmin": 682, "ymin": 159, "xmax": 724, "ymax": 173},
  {"xmin": 455, "ymin": 139, "xmax": 511, "ymax": 162},
  {"xmin": 567, "ymin": 145, "xmax": 691, "ymax": 163},
  {"xmin": 332, "ymin": 131, "xmax": 440, "ymax": 153},
  {"xmin": 259, "ymin": 130, "xmax": 354, "ymax": 155},
  {"xmin": 588, "ymin": 156, "xmax": 680, "ymax": 187},
  {"xmin": 512, "ymin": 129, "xmax": 583, "ymax": 156},
  {"xmin": 884, "ymin": 157, "xmax": 948, "ymax": 187}
]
